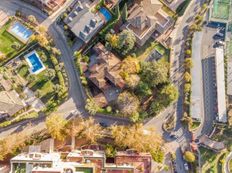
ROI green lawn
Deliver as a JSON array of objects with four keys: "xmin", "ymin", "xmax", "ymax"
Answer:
[
  {"xmin": 134, "ymin": 39, "xmax": 170, "ymax": 62},
  {"xmin": 0, "ymin": 21, "xmax": 23, "ymax": 58},
  {"xmin": 18, "ymin": 64, "xmax": 29, "ymax": 78},
  {"xmin": 75, "ymin": 168, "xmax": 93, "ymax": 173}
]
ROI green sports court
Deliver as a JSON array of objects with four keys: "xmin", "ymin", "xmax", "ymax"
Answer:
[{"xmin": 212, "ymin": 0, "xmax": 232, "ymax": 20}]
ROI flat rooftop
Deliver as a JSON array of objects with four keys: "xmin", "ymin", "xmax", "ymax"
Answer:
[{"xmin": 215, "ymin": 47, "xmax": 227, "ymax": 123}]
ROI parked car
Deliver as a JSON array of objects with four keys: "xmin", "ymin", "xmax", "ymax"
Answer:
[
  {"xmin": 215, "ymin": 32, "xmax": 224, "ymax": 38},
  {"xmin": 215, "ymin": 40, "xmax": 225, "ymax": 46},
  {"xmin": 184, "ymin": 162, "xmax": 189, "ymax": 171}
]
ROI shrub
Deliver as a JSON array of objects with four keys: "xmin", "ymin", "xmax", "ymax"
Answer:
[{"xmin": 184, "ymin": 151, "xmax": 195, "ymax": 163}]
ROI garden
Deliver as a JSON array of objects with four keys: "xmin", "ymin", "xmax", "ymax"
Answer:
[
  {"xmin": 80, "ymin": 2, "xmax": 178, "ymax": 122},
  {"xmin": 0, "ymin": 20, "xmax": 25, "ymax": 65},
  {"xmin": 16, "ymin": 45, "xmax": 68, "ymax": 113}
]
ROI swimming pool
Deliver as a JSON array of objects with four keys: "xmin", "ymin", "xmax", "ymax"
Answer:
[
  {"xmin": 99, "ymin": 7, "xmax": 112, "ymax": 22},
  {"xmin": 8, "ymin": 22, "xmax": 33, "ymax": 43},
  {"xmin": 25, "ymin": 51, "xmax": 45, "ymax": 74}
]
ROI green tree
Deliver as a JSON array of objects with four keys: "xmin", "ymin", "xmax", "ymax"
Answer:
[
  {"xmin": 38, "ymin": 25, "xmax": 47, "ymax": 33},
  {"xmin": 45, "ymin": 68, "xmax": 56, "ymax": 80},
  {"xmin": 184, "ymin": 58, "xmax": 193, "ymax": 69},
  {"xmin": 125, "ymin": 74, "xmax": 140, "ymax": 89},
  {"xmin": 45, "ymin": 114, "xmax": 67, "ymax": 141},
  {"xmin": 105, "ymin": 33, "xmax": 119, "ymax": 49},
  {"xmin": 150, "ymin": 101, "xmax": 164, "ymax": 115},
  {"xmin": 160, "ymin": 83, "xmax": 179, "ymax": 106},
  {"xmin": 185, "ymin": 49, "xmax": 191, "ymax": 55},
  {"xmin": 121, "ymin": 56, "xmax": 140, "ymax": 74},
  {"xmin": 115, "ymin": 4, "xmax": 120, "ymax": 19},
  {"xmin": 51, "ymin": 47, "xmax": 61, "ymax": 56},
  {"xmin": 136, "ymin": 81, "xmax": 152, "ymax": 96},
  {"xmin": 184, "ymin": 151, "xmax": 196, "ymax": 163},
  {"xmin": 78, "ymin": 117, "xmax": 105, "ymax": 143},
  {"xmin": 122, "ymin": 4, "xmax": 128, "ymax": 23},
  {"xmin": 184, "ymin": 72, "xmax": 191, "ymax": 82},
  {"xmin": 184, "ymin": 83, "xmax": 191, "ymax": 93},
  {"xmin": 118, "ymin": 30, "xmax": 136, "ymax": 54},
  {"xmin": 189, "ymin": 24, "xmax": 198, "ymax": 31},
  {"xmin": 28, "ymin": 15, "xmax": 37, "ymax": 23},
  {"xmin": 35, "ymin": 34, "xmax": 49, "ymax": 47},
  {"xmin": 110, "ymin": 124, "xmax": 163, "ymax": 160},
  {"xmin": 117, "ymin": 91, "xmax": 140, "ymax": 117},
  {"xmin": 140, "ymin": 61, "xmax": 169, "ymax": 87},
  {"xmin": 105, "ymin": 144, "xmax": 117, "ymax": 157},
  {"xmin": 85, "ymin": 98, "xmax": 100, "ymax": 115}
]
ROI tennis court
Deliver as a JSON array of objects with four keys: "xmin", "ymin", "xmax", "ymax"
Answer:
[{"xmin": 212, "ymin": 0, "xmax": 231, "ymax": 20}]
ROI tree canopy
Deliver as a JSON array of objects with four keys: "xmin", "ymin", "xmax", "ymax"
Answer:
[
  {"xmin": 106, "ymin": 30, "xmax": 136, "ymax": 55},
  {"xmin": 184, "ymin": 151, "xmax": 196, "ymax": 163},
  {"xmin": 45, "ymin": 114, "xmax": 67, "ymax": 141},
  {"xmin": 117, "ymin": 91, "xmax": 140, "ymax": 116},
  {"xmin": 110, "ymin": 124, "xmax": 164, "ymax": 162},
  {"xmin": 140, "ymin": 61, "xmax": 169, "ymax": 87}
]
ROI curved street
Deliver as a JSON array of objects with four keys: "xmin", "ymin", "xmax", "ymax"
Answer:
[{"xmin": 0, "ymin": 0, "xmax": 132, "ymax": 139}]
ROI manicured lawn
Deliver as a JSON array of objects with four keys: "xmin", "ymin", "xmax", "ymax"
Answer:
[
  {"xmin": 28, "ymin": 70, "xmax": 55, "ymax": 102},
  {"xmin": 0, "ymin": 21, "xmax": 23, "ymax": 58},
  {"xmin": 75, "ymin": 168, "xmax": 93, "ymax": 173},
  {"xmin": 18, "ymin": 64, "xmax": 29, "ymax": 78},
  {"xmin": 134, "ymin": 39, "xmax": 170, "ymax": 62}
]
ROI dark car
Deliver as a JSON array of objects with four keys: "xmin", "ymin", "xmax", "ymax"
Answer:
[{"xmin": 99, "ymin": 122, "xmax": 108, "ymax": 127}]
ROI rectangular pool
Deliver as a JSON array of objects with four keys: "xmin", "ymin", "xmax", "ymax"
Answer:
[
  {"xmin": 99, "ymin": 7, "xmax": 112, "ymax": 22},
  {"xmin": 8, "ymin": 22, "xmax": 33, "ymax": 43},
  {"xmin": 25, "ymin": 51, "xmax": 45, "ymax": 74}
]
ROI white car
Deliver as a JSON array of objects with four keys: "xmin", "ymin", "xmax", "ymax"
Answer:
[
  {"xmin": 216, "ymin": 41, "xmax": 225, "ymax": 46},
  {"xmin": 184, "ymin": 162, "xmax": 189, "ymax": 171}
]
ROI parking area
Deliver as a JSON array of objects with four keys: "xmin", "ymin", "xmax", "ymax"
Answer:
[{"xmin": 200, "ymin": 23, "xmax": 225, "ymax": 134}]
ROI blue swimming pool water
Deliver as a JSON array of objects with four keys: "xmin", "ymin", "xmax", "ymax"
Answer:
[
  {"xmin": 10, "ymin": 22, "xmax": 33, "ymax": 41},
  {"xmin": 27, "ymin": 53, "xmax": 43, "ymax": 73},
  {"xmin": 99, "ymin": 7, "xmax": 112, "ymax": 22}
]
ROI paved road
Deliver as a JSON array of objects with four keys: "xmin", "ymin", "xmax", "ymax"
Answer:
[
  {"xmin": 162, "ymin": 0, "xmax": 206, "ymax": 172},
  {"xmin": 0, "ymin": 0, "xmax": 133, "ymax": 139}
]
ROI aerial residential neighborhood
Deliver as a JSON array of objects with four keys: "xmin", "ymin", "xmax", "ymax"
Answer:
[{"xmin": 1, "ymin": 0, "xmax": 232, "ymax": 173}]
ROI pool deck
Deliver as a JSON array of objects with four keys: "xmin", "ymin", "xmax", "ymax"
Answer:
[{"xmin": 25, "ymin": 50, "xmax": 46, "ymax": 75}]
